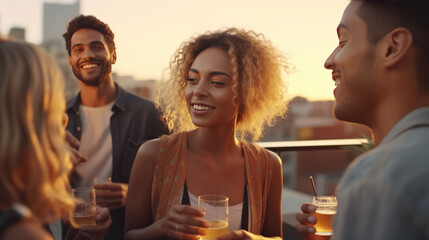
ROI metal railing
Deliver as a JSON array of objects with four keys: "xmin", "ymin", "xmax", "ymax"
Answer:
[
  {"xmin": 257, "ymin": 138, "xmax": 369, "ymax": 152},
  {"xmin": 254, "ymin": 138, "xmax": 369, "ymax": 240}
]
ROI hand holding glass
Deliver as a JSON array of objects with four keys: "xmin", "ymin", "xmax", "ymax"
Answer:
[
  {"xmin": 70, "ymin": 188, "xmax": 97, "ymax": 228},
  {"xmin": 93, "ymin": 177, "xmax": 112, "ymax": 185},
  {"xmin": 92, "ymin": 177, "xmax": 112, "ymax": 194},
  {"xmin": 312, "ymin": 196, "xmax": 337, "ymax": 237},
  {"xmin": 198, "ymin": 195, "xmax": 229, "ymax": 240}
]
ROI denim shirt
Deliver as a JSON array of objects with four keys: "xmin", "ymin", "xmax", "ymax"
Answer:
[
  {"xmin": 65, "ymin": 83, "xmax": 168, "ymax": 240},
  {"xmin": 333, "ymin": 108, "xmax": 429, "ymax": 240}
]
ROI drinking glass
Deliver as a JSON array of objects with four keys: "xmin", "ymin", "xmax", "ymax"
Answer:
[
  {"xmin": 93, "ymin": 176, "xmax": 112, "ymax": 185},
  {"xmin": 198, "ymin": 195, "xmax": 229, "ymax": 240},
  {"xmin": 70, "ymin": 188, "xmax": 96, "ymax": 228},
  {"xmin": 92, "ymin": 177, "xmax": 112, "ymax": 194},
  {"xmin": 312, "ymin": 196, "xmax": 337, "ymax": 237}
]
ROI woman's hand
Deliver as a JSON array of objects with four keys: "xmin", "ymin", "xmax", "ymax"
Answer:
[
  {"xmin": 155, "ymin": 204, "xmax": 209, "ymax": 240},
  {"xmin": 217, "ymin": 230, "xmax": 281, "ymax": 240},
  {"xmin": 77, "ymin": 206, "xmax": 111, "ymax": 239},
  {"xmin": 217, "ymin": 230, "xmax": 255, "ymax": 240},
  {"xmin": 64, "ymin": 206, "xmax": 111, "ymax": 240}
]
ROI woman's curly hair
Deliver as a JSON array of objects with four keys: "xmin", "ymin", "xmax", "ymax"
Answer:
[{"xmin": 155, "ymin": 28, "xmax": 289, "ymax": 141}]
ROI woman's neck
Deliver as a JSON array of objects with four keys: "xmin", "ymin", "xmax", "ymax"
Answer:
[{"xmin": 186, "ymin": 128, "xmax": 241, "ymax": 160}]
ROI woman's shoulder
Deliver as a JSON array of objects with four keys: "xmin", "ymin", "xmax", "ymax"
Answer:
[
  {"xmin": 243, "ymin": 141, "xmax": 281, "ymax": 164},
  {"xmin": 137, "ymin": 138, "xmax": 162, "ymax": 159},
  {"xmin": 2, "ymin": 219, "xmax": 52, "ymax": 240},
  {"xmin": 135, "ymin": 132, "xmax": 186, "ymax": 164}
]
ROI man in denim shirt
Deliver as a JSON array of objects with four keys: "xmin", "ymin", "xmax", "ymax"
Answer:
[
  {"xmin": 63, "ymin": 15, "xmax": 168, "ymax": 240},
  {"xmin": 295, "ymin": 0, "xmax": 429, "ymax": 239}
]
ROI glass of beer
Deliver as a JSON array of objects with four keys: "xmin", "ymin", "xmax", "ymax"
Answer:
[
  {"xmin": 198, "ymin": 195, "xmax": 229, "ymax": 240},
  {"xmin": 312, "ymin": 196, "xmax": 337, "ymax": 237},
  {"xmin": 70, "ymin": 188, "xmax": 96, "ymax": 228}
]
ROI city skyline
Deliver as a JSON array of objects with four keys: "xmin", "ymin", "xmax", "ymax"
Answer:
[{"xmin": 0, "ymin": 0, "xmax": 349, "ymax": 101}]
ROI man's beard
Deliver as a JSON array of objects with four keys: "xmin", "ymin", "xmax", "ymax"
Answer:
[{"xmin": 72, "ymin": 58, "xmax": 112, "ymax": 86}]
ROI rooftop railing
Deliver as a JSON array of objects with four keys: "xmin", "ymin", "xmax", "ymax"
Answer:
[
  {"xmin": 257, "ymin": 138, "xmax": 369, "ymax": 152},
  {"xmin": 255, "ymin": 138, "xmax": 369, "ymax": 240}
]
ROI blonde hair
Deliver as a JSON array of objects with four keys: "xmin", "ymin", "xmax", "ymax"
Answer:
[
  {"xmin": 0, "ymin": 39, "xmax": 74, "ymax": 223},
  {"xmin": 156, "ymin": 28, "xmax": 289, "ymax": 141}
]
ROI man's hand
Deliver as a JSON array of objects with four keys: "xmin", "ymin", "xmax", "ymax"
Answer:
[
  {"xmin": 295, "ymin": 203, "xmax": 317, "ymax": 240},
  {"xmin": 93, "ymin": 183, "xmax": 128, "ymax": 210}
]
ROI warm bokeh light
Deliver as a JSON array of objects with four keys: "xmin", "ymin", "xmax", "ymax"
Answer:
[{"xmin": 0, "ymin": 0, "xmax": 349, "ymax": 101}]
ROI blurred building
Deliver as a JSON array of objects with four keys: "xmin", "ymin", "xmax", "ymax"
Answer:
[
  {"xmin": 262, "ymin": 96, "xmax": 372, "ymax": 195},
  {"xmin": 43, "ymin": 0, "xmax": 80, "ymax": 43},
  {"xmin": 8, "ymin": 27, "xmax": 25, "ymax": 41},
  {"xmin": 113, "ymin": 73, "xmax": 158, "ymax": 100},
  {"xmin": 42, "ymin": 0, "xmax": 80, "ymax": 99}
]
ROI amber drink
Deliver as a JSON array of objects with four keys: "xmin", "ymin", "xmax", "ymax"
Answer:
[
  {"xmin": 198, "ymin": 195, "xmax": 229, "ymax": 240},
  {"xmin": 72, "ymin": 213, "xmax": 96, "ymax": 226},
  {"xmin": 71, "ymin": 188, "xmax": 96, "ymax": 228},
  {"xmin": 312, "ymin": 196, "xmax": 337, "ymax": 237},
  {"xmin": 203, "ymin": 220, "xmax": 229, "ymax": 239}
]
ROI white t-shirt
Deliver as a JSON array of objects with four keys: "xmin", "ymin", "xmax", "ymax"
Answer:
[{"xmin": 76, "ymin": 102, "xmax": 114, "ymax": 188}]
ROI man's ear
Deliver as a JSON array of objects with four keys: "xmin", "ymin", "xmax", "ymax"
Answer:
[
  {"xmin": 68, "ymin": 56, "xmax": 72, "ymax": 67},
  {"xmin": 111, "ymin": 50, "xmax": 117, "ymax": 64},
  {"xmin": 382, "ymin": 27, "xmax": 413, "ymax": 67}
]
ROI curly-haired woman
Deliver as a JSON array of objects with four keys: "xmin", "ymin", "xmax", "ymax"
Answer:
[{"xmin": 125, "ymin": 28, "xmax": 289, "ymax": 240}]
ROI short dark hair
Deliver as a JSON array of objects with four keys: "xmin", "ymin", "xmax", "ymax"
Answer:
[
  {"xmin": 63, "ymin": 15, "xmax": 116, "ymax": 56},
  {"xmin": 355, "ymin": 0, "xmax": 429, "ymax": 91}
]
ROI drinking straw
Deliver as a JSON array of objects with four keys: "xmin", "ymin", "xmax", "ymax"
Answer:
[{"xmin": 309, "ymin": 176, "xmax": 318, "ymax": 199}]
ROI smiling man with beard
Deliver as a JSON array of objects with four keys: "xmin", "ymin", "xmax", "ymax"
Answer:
[
  {"xmin": 62, "ymin": 15, "xmax": 168, "ymax": 240},
  {"xmin": 294, "ymin": 0, "xmax": 429, "ymax": 240}
]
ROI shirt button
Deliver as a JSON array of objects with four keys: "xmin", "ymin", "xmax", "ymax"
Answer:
[{"xmin": 77, "ymin": 127, "xmax": 81, "ymax": 131}]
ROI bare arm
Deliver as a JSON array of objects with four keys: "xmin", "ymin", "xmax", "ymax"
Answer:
[
  {"xmin": 124, "ymin": 139, "xmax": 208, "ymax": 240},
  {"xmin": 125, "ymin": 139, "xmax": 161, "ymax": 239}
]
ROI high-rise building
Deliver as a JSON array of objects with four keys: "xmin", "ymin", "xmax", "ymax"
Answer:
[
  {"xmin": 42, "ymin": 0, "xmax": 80, "ymax": 98},
  {"xmin": 43, "ymin": 0, "xmax": 80, "ymax": 44}
]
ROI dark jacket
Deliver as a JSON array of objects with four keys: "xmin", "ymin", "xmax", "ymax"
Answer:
[{"xmin": 65, "ymin": 83, "xmax": 168, "ymax": 240}]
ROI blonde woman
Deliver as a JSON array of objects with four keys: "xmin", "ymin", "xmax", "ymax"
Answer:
[
  {"xmin": 0, "ymin": 39, "xmax": 109, "ymax": 240},
  {"xmin": 125, "ymin": 28, "xmax": 288, "ymax": 240}
]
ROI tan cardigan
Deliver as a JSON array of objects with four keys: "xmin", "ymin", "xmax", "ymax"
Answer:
[{"xmin": 151, "ymin": 132, "xmax": 274, "ymax": 234}]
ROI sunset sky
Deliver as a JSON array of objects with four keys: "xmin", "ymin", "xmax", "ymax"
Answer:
[{"xmin": 0, "ymin": 0, "xmax": 349, "ymax": 101}]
